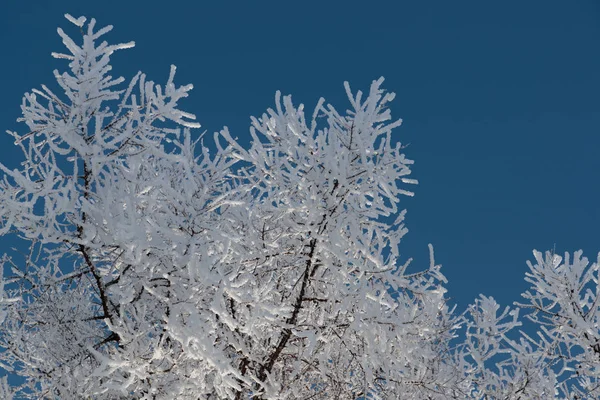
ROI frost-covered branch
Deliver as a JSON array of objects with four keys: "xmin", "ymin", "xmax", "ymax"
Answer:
[{"xmin": 0, "ymin": 14, "xmax": 598, "ymax": 400}]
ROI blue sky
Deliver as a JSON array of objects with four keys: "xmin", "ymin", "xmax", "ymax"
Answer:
[{"xmin": 1, "ymin": 0, "xmax": 599, "ymax": 315}]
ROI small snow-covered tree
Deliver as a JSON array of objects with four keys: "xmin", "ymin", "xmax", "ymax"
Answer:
[{"xmin": 0, "ymin": 15, "xmax": 599, "ymax": 400}]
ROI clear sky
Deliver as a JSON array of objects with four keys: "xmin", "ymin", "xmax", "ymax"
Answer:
[{"xmin": 1, "ymin": 0, "xmax": 599, "ymax": 315}]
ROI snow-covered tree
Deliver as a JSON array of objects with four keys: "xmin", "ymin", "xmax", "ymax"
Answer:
[{"xmin": 0, "ymin": 15, "xmax": 598, "ymax": 399}]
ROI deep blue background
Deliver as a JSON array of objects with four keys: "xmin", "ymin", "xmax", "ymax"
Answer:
[{"xmin": 1, "ymin": 0, "xmax": 599, "ymax": 378}]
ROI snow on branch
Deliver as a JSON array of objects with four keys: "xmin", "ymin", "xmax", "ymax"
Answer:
[{"xmin": 0, "ymin": 15, "xmax": 597, "ymax": 400}]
